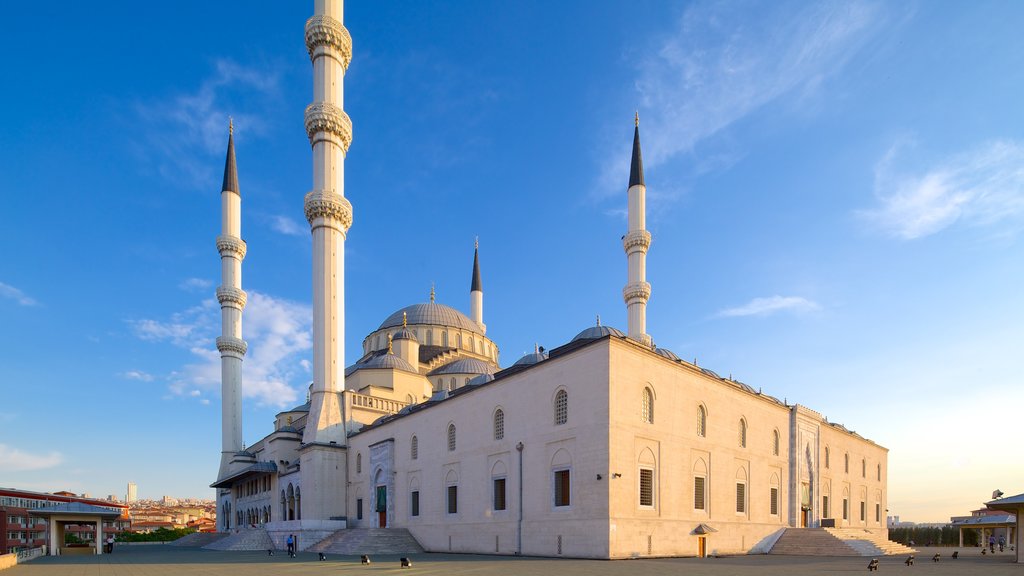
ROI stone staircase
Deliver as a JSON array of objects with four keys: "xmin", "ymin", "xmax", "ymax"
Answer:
[
  {"xmin": 770, "ymin": 528, "xmax": 916, "ymax": 556},
  {"xmin": 308, "ymin": 528, "xmax": 424, "ymax": 555},
  {"xmin": 170, "ymin": 532, "xmax": 229, "ymax": 547},
  {"xmin": 202, "ymin": 528, "xmax": 275, "ymax": 551}
]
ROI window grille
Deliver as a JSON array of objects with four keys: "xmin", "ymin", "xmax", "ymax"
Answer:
[{"xmin": 554, "ymin": 390, "xmax": 568, "ymax": 425}]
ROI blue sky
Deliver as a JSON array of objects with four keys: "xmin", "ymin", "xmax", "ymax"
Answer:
[{"xmin": 1, "ymin": 1, "xmax": 1022, "ymax": 522}]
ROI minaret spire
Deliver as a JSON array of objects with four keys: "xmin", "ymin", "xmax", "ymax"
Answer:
[
  {"xmin": 300, "ymin": 0, "xmax": 353, "ymax": 523},
  {"xmin": 623, "ymin": 114, "xmax": 652, "ymax": 346},
  {"xmin": 215, "ymin": 121, "xmax": 248, "ymax": 488},
  {"xmin": 470, "ymin": 240, "xmax": 485, "ymax": 333}
]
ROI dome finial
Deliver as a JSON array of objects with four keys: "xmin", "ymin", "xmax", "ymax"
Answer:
[
  {"xmin": 475, "ymin": 236, "xmax": 479, "ymax": 250},
  {"xmin": 430, "ymin": 282, "xmax": 435, "ymax": 303},
  {"xmin": 387, "ymin": 332, "xmax": 393, "ymax": 354},
  {"xmin": 635, "ymin": 110, "xmax": 639, "ymax": 127},
  {"xmin": 596, "ymin": 314, "xmax": 601, "ymax": 326},
  {"xmin": 229, "ymin": 116, "xmax": 234, "ymax": 135},
  {"xmin": 402, "ymin": 311, "xmax": 408, "ymax": 328}
]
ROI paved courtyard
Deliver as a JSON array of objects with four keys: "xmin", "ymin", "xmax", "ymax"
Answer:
[{"xmin": 4, "ymin": 545, "xmax": 1021, "ymax": 576}]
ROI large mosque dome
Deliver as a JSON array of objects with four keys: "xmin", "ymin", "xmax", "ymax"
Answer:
[{"xmin": 378, "ymin": 303, "xmax": 482, "ymax": 333}]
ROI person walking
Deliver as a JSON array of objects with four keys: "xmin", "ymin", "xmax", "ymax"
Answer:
[
  {"xmin": 989, "ymin": 534, "xmax": 996, "ymax": 553},
  {"xmin": 105, "ymin": 535, "xmax": 115, "ymax": 554},
  {"xmin": 999, "ymin": 535, "xmax": 1006, "ymax": 552},
  {"xmin": 287, "ymin": 533, "xmax": 295, "ymax": 557}
]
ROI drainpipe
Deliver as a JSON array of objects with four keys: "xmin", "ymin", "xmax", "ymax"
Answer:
[{"xmin": 516, "ymin": 442, "xmax": 524, "ymax": 555}]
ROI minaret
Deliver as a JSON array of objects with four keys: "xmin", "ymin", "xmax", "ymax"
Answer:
[
  {"xmin": 470, "ymin": 239, "xmax": 485, "ymax": 334},
  {"xmin": 299, "ymin": 0, "xmax": 353, "ymax": 522},
  {"xmin": 623, "ymin": 112, "xmax": 652, "ymax": 346},
  {"xmin": 216, "ymin": 121, "xmax": 248, "ymax": 480}
]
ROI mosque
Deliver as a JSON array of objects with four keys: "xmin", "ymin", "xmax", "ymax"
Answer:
[{"xmin": 210, "ymin": 0, "xmax": 889, "ymax": 559}]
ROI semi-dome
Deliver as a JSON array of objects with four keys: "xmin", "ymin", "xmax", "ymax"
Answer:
[
  {"xmin": 571, "ymin": 321, "xmax": 625, "ymax": 342},
  {"xmin": 427, "ymin": 357, "xmax": 496, "ymax": 377},
  {"xmin": 655, "ymin": 347, "xmax": 680, "ymax": 361},
  {"xmin": 512, "ymin": 350, "xmax": 548, "ymax": 367},
  {"xmin": 467, "ymin": 373, "xmax": 494, "ymax": 386},
  {"xmin": 378, "ymin": 303, "xmax": 480, "ymax": 333},
  {"xmin": 348, "ymin": 352, "xmax": 417, "ymax": 374}
]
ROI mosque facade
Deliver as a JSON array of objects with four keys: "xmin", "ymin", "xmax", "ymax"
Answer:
[{"xmin": 210, "ymin": 0, "xmax": 888, "ymax": 559}]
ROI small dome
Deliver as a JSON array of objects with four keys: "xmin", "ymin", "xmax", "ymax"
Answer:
[
  {"xmin": 513, "ymin": 350, "xmax": 548, "ymax": 367},
  {"xmin": 378, "ymin": 303, "xmax": 480, "ymax": 333},
  {"xmin": 428, "ymin": 357, "xmax": 496, "ymax": 377},
  {"xmin": 467, "ymin": 373, "xmax": 494, "ymax": 386},
  {"xmin": 351, "ymin": 352, "xmax": 417, "ymax": 374},
  {"xmin": 393, "ymin": 327, "xmax": 418, "ymax": 342},
  {"xmin": 571, "ymin": 324, "xmax": 625, "ymax": 342},
  {"xmin": 655, "ymin": 347, "xmax": 680, "ymax": 361}
]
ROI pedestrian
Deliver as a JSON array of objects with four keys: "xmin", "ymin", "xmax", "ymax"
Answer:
[
  {"xmin": 989, "ymin": 534, "xmax": 996, "ymax": 553},
  {"xmin": 287, "ymin": 533, "xmax": 295, "ymax": 556},
  {"xmin": 106, "ymin": 535, "xmax": 115, "ymax": 554},
  {"xmin": 1000, "ymin": 535, "xmax": 1006, "ymax": 552}
]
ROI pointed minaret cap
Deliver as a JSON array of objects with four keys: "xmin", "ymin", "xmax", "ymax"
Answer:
[
  {"xmin": 471, "ymin": 238, "xmax": 483, "ymax": 292},
  {"xmin": 222, "ymin": 118, "xmax": 239, "ymax": 194},
  {"xmin": 629, "ymin": 112, "xmax": 644, "ymax": 188}
]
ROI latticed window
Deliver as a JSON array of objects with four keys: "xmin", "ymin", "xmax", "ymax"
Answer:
[
  {"xmin": 639, "ymin": 468, "xmax": 654, "ymax": 507},
  {"xmin": 554, "ymin": 390, "xmax": 568, "ymax": 425},
  {"xmin": 697, "ymin": 405, "xmax": 706, "ymax": 437},
  {"xmin": 411, "ymin": 435, "xmax": 418, "ymax": 460},
  {"xmin": 694, "ymin": 477, "xmax": 706, "ymax": 510},
  {"xmin": 770, "ymin": 488, "xmax": 779, "ymax": 515},
  {"xmin": 494, "ymin": 409, "xmax": 504, "ymax": 440},
  {"xmin": 739, "ymin": 419, "xmax": 747, "ymax": 448},
  {"xmin": 554, "ymin": 469, "xmax": 571, "ymax": 507},
  {"xmin": 736, "ymin": 483, "xmax": 746, "ymax": 513},
  {"xmin": 772, "ymin": 429, "xmax": 780, "ymax": 456},
  {"xmin": 642, "ymin": 388, "xmax": 654, "ymax": 424},
  {"xmin": 447, "ymin": 423, "xmax": 457, "ymax": 452}
]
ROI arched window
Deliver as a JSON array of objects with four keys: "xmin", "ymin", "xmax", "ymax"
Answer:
[
  {"xmin": 449, "ymin": 377, "xmax": 456, "ymax": 391},
  {"xmin": 442, "ymin": 331, "xmax": 448, "ymax": 347},
  {"xmin": 642, "ymin": 387, "xmax": 654, "ymax": 424},
  {"xmin": 411, "ymin": 435, "xmax": 418, "ymax": 460},
  {"xmin": 825, "ymin": 446, "xmax": 830, "ymax": 469},
  {"xmin": 356, "ymin": 452, "xmax": 362, "ymax": 473},
  {"xmin": 697, "ymin": 405, "xmax": 707, "ymax": 437},
  {"xmin": 426, "ymin": 329, "xmax": 433, "ymax": 345},
  {"xmin": 739, "ymin": 418, "xmax": 747, "ymax": 448},
  {"xmin": 456, "ymin": 333, "xmax": 462, "ymax": 349},
  {"xmin": 493, "ymin": 408, "xmax": 504, "ymax": 440},
  {"xmin": 447, "ymin": 423, "xmax": 457, "ymax": 451},
  {"xmin": 554, "ymin": 389, "xmax": 568, "ymax": 425},
  {"xmin": 772, "ymin": 429, "xmax": 780, "ymax": 456}
]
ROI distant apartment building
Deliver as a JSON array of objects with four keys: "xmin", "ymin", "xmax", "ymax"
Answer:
[
  {"xmin": 125, "ymin": 483, "xmax": 138, "ymax": 504},
  {"xmin": 0, "ymin": 488, "xmax": 130, "ymax": 554}
]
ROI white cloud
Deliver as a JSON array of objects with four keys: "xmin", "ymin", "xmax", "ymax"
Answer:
[
  {"xmin": 121, "ymin": 370, "xmax": 155, "ymax": 382},
  {"xmin": 0, "ymin": 281, "xmax": 39, "ymax": 306},
  {"xmin": 269, "ymin": 215, "xmax": 306, "ymax": 237},
  {"xmin": 859, "ymin": 140, "xmax": 1024, "ymax": 239},
  {"xmin": 0, "ymin": 444, "xmax": 63, "ymax": 471},
  {"xmin": 179, "ymin": 277, "xmax": 213, "ymax": 292},
  {"xmin": 130, "ymin": 291, "xmax": 309, "ymax": 407},
  {"xmin": 716, "ymin": 295, "xmax": 821, "ymax": 318},
  {"xmin": 599, "ymin": 0, "xmax": 886, "ymax": 197},
  {"xmin": 133, "ymin": 58, "xmax": 282, "ymax": 191}
]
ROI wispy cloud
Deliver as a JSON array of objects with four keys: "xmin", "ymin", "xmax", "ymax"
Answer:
[
  {"xmin": 716, "ymin": 295, "xmax": 821, "ymax": 318},
  {"xmin": 133, "ymin": 58, "xmax": 282, "ymax": 190},
  {"xmin": 269, "ymin": 215, "xmax": 306, "ymax": 237},
  {"xmin": 120, "ymin": 370, "xmax": 155, "ymax": 382},
  {"xmin": 859, "ymin": 140, "xmax": 1024, "ymax": 239},
  {"xmin": 0, "ymin": 444, "xmax": 63, "ymax": 471},
  {"xmin": 0, "ymin": 281, "xmax": 39, "ymax": 306},
  {"xmin": 129, "ymin": 292, "xmax": 310, "ymax": 407},
  {"xmin": 179, "ymin": 277, "xmax": 213, "ymax": 292},
  {"xmin": 599, "ymin": 0, "xmax": 886, "ymax": 197}
]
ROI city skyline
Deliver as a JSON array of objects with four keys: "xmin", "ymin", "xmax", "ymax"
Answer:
[{"xmin": 1, "ymin": 1, "xmax": 1023, "ymax": 523}]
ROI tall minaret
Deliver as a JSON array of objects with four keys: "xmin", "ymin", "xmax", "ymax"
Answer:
[
  {"xmin": 216, "ymin": 121, "xmax": 248, "ymax": 480},
  {"xmin": 299, "ymin": 0, "xmax": 352, "ymax": 521},
  {"xmin": 623, "ymin": 113, "xmax": 652, "ymax": 346},
  {"xmin": 470, "ymin": 239, "xmax": 485, "ymax": 333}
]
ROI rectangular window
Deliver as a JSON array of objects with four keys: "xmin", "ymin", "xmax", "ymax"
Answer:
[
  {"xmin": 694, "ymin": 477, "xmax": 706, "ymax": 510},
  {"xmin": 735, "ymin": 483, "xmax": 746, "ymax": 513},
  {"xmin": 875, "ymin": 503, "xmax": 880, "ymax": 522},
  {"xmin": 410, "ymin": 491, "xmax": 420, "ymax": 517},
  {"xmin": 447, "ymin": 485, "xmax": 458, "ymax": 514},
  {"xmin": 356, "ymin": 498, "xmax": 363, "ymax": 520},
  {"xmin": 639, "ymin": 469, "xmax": 654, "ymax": 507},
  {"xmin": 770, "ymin": 488, "xmax": 779, "ymax": 516},
  {"xmin": 493, "ymin": 478, "xmax": 507, "ymax": 511},
  {"xmin": 823, "ymin": 495, "xmax": 830, "ymax": 518},
  {"xmin": 860, "ymin": 501, "xmax": 866, "ymax": 521},
  {"xmin": 843, "ymin": 498, "xmax": 849, "ymax": 520},
  {"xmin": 554, "ymin": 469, "xmax": 571, "ymax": 507}
]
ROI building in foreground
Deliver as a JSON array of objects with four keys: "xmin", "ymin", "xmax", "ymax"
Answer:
[
  {"xmin": 0, "ymin": 488, "xmax": 130, "ymax": 554},
  {"xmin": 209, "ymin": 0, "xmax": 888, "ymax": 558}
]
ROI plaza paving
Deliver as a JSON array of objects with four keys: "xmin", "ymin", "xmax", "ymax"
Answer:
[{"xmin": 5, "ymin": 544, "xmax": 1022, "ymax": 576}]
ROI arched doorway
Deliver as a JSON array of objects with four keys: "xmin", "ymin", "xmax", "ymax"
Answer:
[{"xmin": 374, "ymin": 470, "xmax": 387, "ymax": 528}]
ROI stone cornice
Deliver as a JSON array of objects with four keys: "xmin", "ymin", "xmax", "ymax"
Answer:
[
  {"xmin": 216, "ymin": 235, "xmax": 247, "ymax": 260},
  {"xmin": 305, "ymin": 15, "xmax": 352, "ymax": 71},
  {"xmin": 622, "ymin": 281, "xmax": 652, "ymax": 304},
  {"xmin": 304, "ymin": 190, "xmax": 353, "ymax": 233},
  {"xmin": 216, "ymin": 336, "xmax": 248, "ymax": 357},
  {"xmin": 304, "ymin": 102, "xmax": 352, "ymax": 153},
  {"xmin": 216, "ymin": 286, "xmax": 248, "ymax": 309}
]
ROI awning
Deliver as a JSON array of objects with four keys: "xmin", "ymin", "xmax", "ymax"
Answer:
[{"xmin": 691, "ymin": 523, "xmax": 718, "ymax": 535}]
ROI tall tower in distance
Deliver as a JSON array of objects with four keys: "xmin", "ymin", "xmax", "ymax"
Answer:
[
  {"xmin": 126, "ymin": 482, "xmax": 137, "ymax": 504},
  {"xmin": 299, "ymin": 0, "xmax": 353, "ymax": 522},
  {"xmin": 470, "ymin": 239, "xmax": 485, "ymax": 333},
  {"xmin": 623, "ymin": 113, "xmax": 652, "ymax": 346},
  {"xmin": 215, "ymin": 122, "xmax": 248, "ymax": 480}
]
